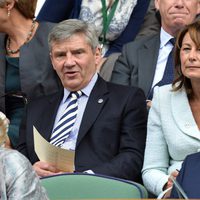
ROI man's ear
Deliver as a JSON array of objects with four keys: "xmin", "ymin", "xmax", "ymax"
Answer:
[
  {"xmin": 50, "ymin": 52, "xmax": 56, "ymax": 70},
  {"xmin": 94, "ymin": 46, "xmax": 102, "ymax": 65}
]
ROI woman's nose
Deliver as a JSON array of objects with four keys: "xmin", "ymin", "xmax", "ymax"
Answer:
[{"xmin": 188, "ymin": 49, "xmax": 197, "ymax": 62}]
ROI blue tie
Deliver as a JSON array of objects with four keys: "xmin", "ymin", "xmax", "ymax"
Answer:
[
  {"xmin": 157, "ymin": 38, "xmax": 175, "ymax": 86},
  {"xmin": 50, "ymin": 91, "xmax": 82, "ymax": 147},
  {"xmin": 147, "ymin": 38, "xmax": 175, "ymax": 100}
]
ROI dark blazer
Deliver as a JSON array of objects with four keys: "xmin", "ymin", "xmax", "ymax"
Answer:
[
  {"xmin": 0, "ymin": 22, "xmax": 61, "ymax": 113},
  {"xmin": 17, "ymin": 76, "xmax": 147, "ymax": 182},
  {"xmin": 36, "ymin": 0, "xmax": 150, "ymax": 57},
  {"xmin": 111, "ymin": 33, "xmax": 160, "ymax": 98},
  {"xmin": 170, "ymin": 152, "xmax": 200, "ymax": 198}
]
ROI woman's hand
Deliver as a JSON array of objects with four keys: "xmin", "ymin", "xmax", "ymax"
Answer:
[{"xmin": 163, "ymin": 170, "xmax": 179, "ymax": 198}]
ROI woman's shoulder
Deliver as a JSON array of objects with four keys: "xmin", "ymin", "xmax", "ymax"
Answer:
[
  {"xmin": 0, "ymin": 148, "xmax": 29, "ymax": 166},
  {"xmin": 153, "ymin": 84, "xmax": 174, "ymax": 99}
]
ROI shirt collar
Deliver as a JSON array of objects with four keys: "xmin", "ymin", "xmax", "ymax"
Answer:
[
  {"xmin": 62, "ymin": 73, "xmax": 98, "ymax": 103},
  {"xmin": 160, "ymin": 27, "xmax": 174, "ymax": 48}
]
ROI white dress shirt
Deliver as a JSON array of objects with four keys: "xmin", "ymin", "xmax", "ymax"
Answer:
[{"xmin": 52, "ymin": 73, "xmax": 98, "ymax": 151}]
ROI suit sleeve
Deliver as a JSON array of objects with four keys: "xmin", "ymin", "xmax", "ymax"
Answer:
[
  {"xmin": 17, "ymin": 106, "xmax": 39, "ymax": 164},
  {"xmin": 142, "ymin": 87, "xmax": 169, "ymax": 195},
  {"xmin": 170, "ymin": 160, "xmax": 186, "ymax": 198},
  {"xmin": 110, "ymin": 42, "xmax": 135, "ymax": 86},
  {"xmin": 36, "ymin": 0, "xmax": 75, "ymax": 22},
  {"xmin": 91, "ymin": 88, "xmax": 147, "ymax": 182},
  {"xmin": 170, "ymin": 154, "xmax": 199, "ymax": 199},
  {"xmin": 105, "ymin": 0, "xmax": 150, "ymax": 56}
]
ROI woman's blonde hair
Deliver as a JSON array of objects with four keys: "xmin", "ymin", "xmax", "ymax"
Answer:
[
  {"xmin": 0, "ymin": 112, "xmax": 9, "ymax": 147},
  {"xmin": 0, "ymin": 0, "xmax": 37, "ymax": 18}
]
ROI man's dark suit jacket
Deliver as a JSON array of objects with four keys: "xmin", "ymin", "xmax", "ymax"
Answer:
[
  {"xmin": 111, "ymin": 33, "xmax": 160, "ymax": 98},
  {"xmin": 17, "ymin": 76, "xmax": 147, "ymax": 182},
  {"xmin": 170, "ymin": 152, "xmax": 200, "ymax": 198}
]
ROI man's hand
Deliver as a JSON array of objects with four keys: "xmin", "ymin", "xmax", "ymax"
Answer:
[{"xmin": 33, "ymin": 161, "xmax": 61, "ymax": 177}]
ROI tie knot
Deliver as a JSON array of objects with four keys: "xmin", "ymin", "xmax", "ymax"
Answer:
[
  {"xmin": 70, "ymin": 91, "xmax": 82, "ymax": 99},
  {"xmin": 169, "ymin": 38, "xmax": 175, "ymax": 46}
]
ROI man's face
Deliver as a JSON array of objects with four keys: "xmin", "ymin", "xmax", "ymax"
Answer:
[
  {"xmin": 155, "ymin": 0, "xmax": 200, "ymax": 35},
  {"xmin": 50, "ymin": 33, "xmax": 101, "ymax": 91}
]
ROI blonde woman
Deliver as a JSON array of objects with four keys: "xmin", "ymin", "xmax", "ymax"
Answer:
[{"xmin": 0, "ymin": 112, "xmax": 48, "ymax": 199}]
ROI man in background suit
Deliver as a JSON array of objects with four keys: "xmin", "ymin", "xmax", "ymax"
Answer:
[
  {"xmin": 170, "ymin": 152, "xmax": 200, "ymax": 198},
  {"xmin": 111, "ymin": 0, "xmax": 200, "ymax": 105},
  {"xmin": 17, "ymin": 19, "xmax": 147, "ymax": 181}
]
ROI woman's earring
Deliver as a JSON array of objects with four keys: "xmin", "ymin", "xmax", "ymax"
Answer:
[{"xmin": 7, "ymin": 9, "xmax": 10, "ymax": 17}]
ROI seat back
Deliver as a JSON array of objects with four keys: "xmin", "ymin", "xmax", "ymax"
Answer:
[{"xmin": 41, "ymin": 173, "xmax": 148, "ymax": 199}]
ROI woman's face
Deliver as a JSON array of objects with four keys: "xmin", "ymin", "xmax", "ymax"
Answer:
[{"xmin": 180, "ymin": 32, "xmax": 200, "ymax": 81}]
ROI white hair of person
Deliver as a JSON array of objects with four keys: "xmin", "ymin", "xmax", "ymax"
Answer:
[{"xmin": 48, "ymin": 19, "xmax": 99, "ymax": 53}]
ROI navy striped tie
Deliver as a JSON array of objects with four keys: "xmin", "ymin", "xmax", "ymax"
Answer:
[{"xmin": 50, "ymin": 91, "xmax": 82, "ymax": 147}]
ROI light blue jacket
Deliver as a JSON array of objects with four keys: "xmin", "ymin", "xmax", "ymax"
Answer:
[{"xmin": 142, "ymin": 84, "xmax": 200, "ymax": 196}]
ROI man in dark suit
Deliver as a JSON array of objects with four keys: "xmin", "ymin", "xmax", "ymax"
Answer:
[
  {"xmin": 170, "ymin": 152, "xmax": 200, "ymax": 198},
  {"xmin": 17, "ymin": 19, "xmax": 147, "ymax": 181},
  {"xmin": 111, "ymin": 0, "xmax": 200, "ymax": 104}
]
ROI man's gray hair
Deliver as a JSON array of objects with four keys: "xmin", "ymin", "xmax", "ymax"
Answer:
[{"xmin": 48, "ymin": 19, "xmax": 99, "ymax": 52}]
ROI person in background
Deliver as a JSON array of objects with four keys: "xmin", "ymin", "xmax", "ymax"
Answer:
[
  {"xmin": 0, "ymin": 0, "xmax": 61, "ymax": 148},
  {"xmin": 142, "ymin": 20, "xmax": 200, "ymax": 197},
  {"xmin": 17, "ymin": 19, "xmax": 147, "ymax": 182},
  {"xmin": 136, "ymin": 0, "xmax": 160, "ymax": 39},
  {"xmin": 0, "ymin": 111, "xmax": 48, "ymax": 199},
  {"xmin": 170, "ymin": 152, "xmax": 200, "ymax": 198},
  {"xmin": 36, "ymin": 0, "xmax": 150, "ymax": 76},
  {"xmin": 111, "ymin": 0, "xmax": 200, "ymax": 107}
]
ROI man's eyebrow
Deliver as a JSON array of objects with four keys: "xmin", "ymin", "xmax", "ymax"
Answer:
[
  {"xmin": 71, "ymin": 48, "xmax": 85, "ymax": 52},
  {"xmin": 53, "ymin": 51, "xmax": 65, "ymax": 55}
]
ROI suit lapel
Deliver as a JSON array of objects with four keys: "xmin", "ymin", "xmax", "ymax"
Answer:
[
  {"xmin": 171, "ymin": 88, "xmax": 200, "ymax": 140},
  {"xmin": 138, "ymin": 34, "xmax": 160, "ymax": 97},
  {"xmin": 76, "ymin": 76, "xmax": 108, "ymax": 147},
  {"xmin": 37, "ymin": 90, "xmax": 64, "ymax": 141}
]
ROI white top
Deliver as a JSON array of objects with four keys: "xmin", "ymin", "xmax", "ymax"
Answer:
[{"xmin": 79, "ymin": 0, "xmax": 137, "ymax": 41}]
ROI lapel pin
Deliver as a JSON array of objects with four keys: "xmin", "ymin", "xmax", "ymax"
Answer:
[{"xmin": 98, "ymin": 98, "xmax": 103, "ymax": 104}]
